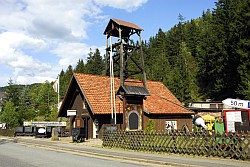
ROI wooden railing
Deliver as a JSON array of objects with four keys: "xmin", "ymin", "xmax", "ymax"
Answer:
[{"xmin": 102, "ymin": 130, "xmax": 250, "ymax": 160}]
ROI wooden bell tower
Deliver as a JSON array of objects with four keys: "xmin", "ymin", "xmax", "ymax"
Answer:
[{"xmin": 104, "ymin": 18, "xmax": 150, "ymax": 130}]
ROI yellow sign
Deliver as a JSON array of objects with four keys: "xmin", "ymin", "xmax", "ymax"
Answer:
[{"xmin": 23, "ymin": 121, "xmax": 66, "ymax": 127}]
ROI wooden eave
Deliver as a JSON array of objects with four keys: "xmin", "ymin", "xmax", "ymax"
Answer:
[{"xmin": 104, "ymin": 18, "xmax": 143, "ymax": 38}]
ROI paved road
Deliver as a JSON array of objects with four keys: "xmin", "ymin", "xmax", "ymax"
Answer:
[
  {"xmin": 0, "ymin": 140, "xmax": 164, "ymax": 167},
  {"xmin": 1, "ymin": 137, "xmax": 250, "ymax": 167}
]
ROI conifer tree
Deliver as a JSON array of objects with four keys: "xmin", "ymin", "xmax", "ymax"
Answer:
[
  {"xmin": 5, "ymin": 79, "xmax": 20, "ymax": 107},
  {"xmin": 19, "ymin": 85, "xmax": 35, "ymax": 122},
  {"xmin": 60, "ymin": 65, "xmax": 73, "ymax": 97},
  {"xmin": 85, "ymin": 48, "xmax": 105, "ymax": 75},
  {"xmin": 74, "ymin": 59, "xmax": 85, "ymax": 73},
  {"xmin": 234, "ymin": 0, "xmax": 250, "ymax": 99}
]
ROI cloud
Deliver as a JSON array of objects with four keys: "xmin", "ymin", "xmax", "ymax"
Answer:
[
  {"xmin": 0, "ymin": 32, "xmax": 51, "ymax": 82},
  {"xmin": 0, "ymin": 0, "xmax": 101, "ymax": 41},
  {"xmin": 94, "ymin": 0, "xmax": 148, "ymax": 12},
  {"xmin": 24, "ymin": 1, "xmax": 93, "ymax": 41},
  {"xmin": 0, "ymin": 0, "xmax": 149, "ymax": 86},
  {"xmin": 52, "ymin": 42, "xmax": 105, "ymax": 68},
  {"xmin": 15, "ymin": 72, "xmax": 56, "ymax": 85},
  {"xmin": 0, "ymin": 32, "xmax": 48, "ymax": 68},
  {"xmin": 0, "ymin": 1, "xmax": 30, "ymax": 32},
  {"xmin": 0, "ymin": 0, "xmax": 147, "ymax": 41},
  {"xmin": 28, "ymin": 16, "xmax": 73, "ymax": 40}
]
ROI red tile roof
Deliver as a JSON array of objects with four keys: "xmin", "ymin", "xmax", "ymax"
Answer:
[{"xmin": 74, "ymin": 73, "xmax": 193, "ymax": 115}]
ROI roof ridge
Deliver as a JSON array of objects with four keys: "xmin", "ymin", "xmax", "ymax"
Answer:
[
  {"xmin": 74, "ymin": 72, "xmax": 147, "ymax": 82},
  {"xmin": 73, "ymin": 72, "xmax": 164, "ymax": 85},
  {"xmin": 74, "ymin": 73, "xmax": 111, "ymax": 79}
]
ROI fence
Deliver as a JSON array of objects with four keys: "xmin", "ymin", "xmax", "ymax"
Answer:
[{"xmin": 102, "ymin": 130, "xmax": 250, "ymax": 160}]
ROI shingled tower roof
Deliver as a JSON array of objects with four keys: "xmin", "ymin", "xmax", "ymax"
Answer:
[{"xmin": 104, "ymin": 18, "xmax": 143, "ymax": 38}]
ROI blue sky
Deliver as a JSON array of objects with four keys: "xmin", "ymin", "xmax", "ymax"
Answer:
[{"xmin": 0, "ymin": 0, "xmax": 217, "ymax": 87}]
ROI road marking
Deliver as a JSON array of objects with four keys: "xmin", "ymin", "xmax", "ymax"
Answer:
[{"xmin": 17, "ymin": 141, "xmax": 200, "ymax": 167}]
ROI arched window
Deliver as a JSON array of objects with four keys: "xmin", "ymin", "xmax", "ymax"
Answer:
[{"xmin": 128, "ymin": 110, "xmax": 139, "ymax": 130}]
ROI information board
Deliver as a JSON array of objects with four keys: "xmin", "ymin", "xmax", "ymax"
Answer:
[{"xmin": 225, "ymin": 110, "xmax": 242, "ymax": 133}]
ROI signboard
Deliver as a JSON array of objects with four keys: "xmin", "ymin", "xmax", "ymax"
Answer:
[
  {"xmin": 23, "ymin": 121, "xmax": 66, "ymax": 127},
  {"xmin": 226, "ymin": 111, "xmax": 242, "ymax": 122},
  {"xmin": 165, "ymin": 120, "xmax": 177, "ymax": 131},
  {"xmin": 225, "ymin": 111, "xmax": 242, "ymax": 133},
  {"xmin": 0, "ymin": 123, "xmax": 7, "ymax": 129},
  {"xmin": 222, "ymin": 98, "xmax": 250, "ymax": 109},
  {"xmin": 67, "ymin": 110, "xmax": 76, "ymax": 116}
]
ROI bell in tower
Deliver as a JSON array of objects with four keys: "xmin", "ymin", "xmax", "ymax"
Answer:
[{"xmin": 104, "ymin": 18, "xmax": 150, "ymax": 130}]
